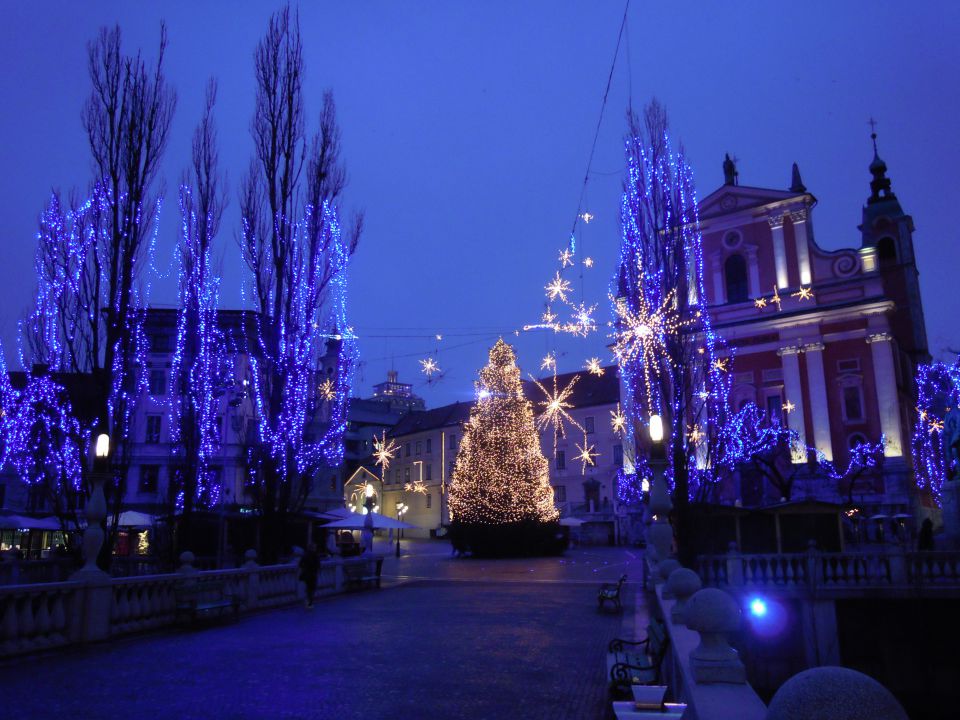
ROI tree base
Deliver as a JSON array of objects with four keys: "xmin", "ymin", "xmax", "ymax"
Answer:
[{"xmin": 449, "ymin": 520, "xmax": 568, "ymax": 558}]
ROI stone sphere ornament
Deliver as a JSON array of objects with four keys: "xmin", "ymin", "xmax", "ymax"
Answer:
[{"xmin": 766, "ymin": 666, "xmax": 908, "ymax": 720}]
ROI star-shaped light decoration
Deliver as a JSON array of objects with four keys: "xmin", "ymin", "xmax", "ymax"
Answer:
[
  {"xmin": 318, "ymin": 378, "xmax": 336, "ymax": 401},
  {"xmin": 420, "ymin": 357, "xmax": 440, "ymax": 377},
  {"xmin": 792, "ymin": 286, "xmax": 814, "ymax": 301},
  {"xmin": 558, "ymin": 249, "xmax": 574, "ymax": 268},
  {"xmin": 566, "ymin": 303, "xmax": 597, "ymax": 337},
  {"xmin": 545, "ymin": 272, "xmax": 572, "ymax": 303},
  {"xmin": 580, "ymin": 212, "xmax": 594, "ymax": 223},
  {"xmin": 583, "ymin": 257, "xmax": 594, "ymax": 268},
  {"xmin": 540, "ymin": 353, "xmax": 557, "ymax": 371},
  {"xmin": 530, "ymin": 371, "xmax": 583, "ymax": 456},
  {"xmin": 770, "ymin": 286, "xmax": 783, "ymax": 311},
  {"xmin": 712, "ymin": 357, "xmax": 729, "ymax": 373},
  {"xmin": 782, "ymin": 399, "xmax": 796, "ymax": 414},
  {"xmin": 929, "ymin": 418, "xmax": 944, "ymax": 434},
  {"xmin": 541, "ymin": 307, "xmax": 558, "ymax": 326},
  {"xmin": 404, "ymin": 481, "xmax": 428, "ymax": 494},
  {"xmin": 917, "ymin": 407, "xmax": 928, "ymax": 422},
  {"xmin": 687, "ymin": 424, "xmax": 705, "ymax": 444},
  {"xmin": 373, "ymin": 431, "xmax": 398, "ymax": 473},
  {"xmin": 575, "ymin": 438, "xmax": 599, "ymax": 474},
  {"xmin": 610, "ymin": 403, "xmax": 626, "ymax": 435},
  {"xmin": 610, "ymin": 288, "xmax": 693, "ymax": 408},
  {"xmin": 754, "ymin": 297, "xmax": 767, "ymax": 310},
  {"xmin": 585, "ymin": 357, "xmax": 604, "ymax": 376}
]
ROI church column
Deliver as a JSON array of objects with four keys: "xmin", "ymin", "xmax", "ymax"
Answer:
[
  {"xmin": 768, "ymin": 215, "xmax": 789, "ymax": 289},
  {"xmin": 745, "ymin": 246, "xmax": 761, "ymax": 298},
  {"xmin": 803, "ymin": 341, "xmax": 833, "ymax": 461},
  {"xmin": 778, "ymin": 345, "xmax": 808, "ymax": 463},
  {"xmin": 710, "ymin": 252, "xmax": 725, "ymax": 304},
  {"xmin": 866, "ymin": 332, "xmax": 904, "ymax": 457},
  {"xmin": 791, "ymin": 209, "xmax": 813, "ymax": 285}
]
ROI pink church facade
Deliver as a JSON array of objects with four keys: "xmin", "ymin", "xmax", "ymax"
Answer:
[{"xmin": 698, "ymin": 142, "xmax": 930, "ymax": 515}]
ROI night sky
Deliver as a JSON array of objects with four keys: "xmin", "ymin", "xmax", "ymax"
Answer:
[{"xmin": 1, "ymin": 1, "xmax": 957, "ymax": 408}]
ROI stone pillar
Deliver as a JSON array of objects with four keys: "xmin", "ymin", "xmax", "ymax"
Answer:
[
  {"xmin": 866, "ymin": 331, "xmax": 904, "ymax": 457},
  {"xmin": 686, "ymin": 588, "xmax": 746, "ymax": 683},
  {"xmin": 710, "ymin": 253, "xmax": 725, "ymax": 305},
  {"xmin": 791, "ymin": 209, "xmax": 812, "ymax": 286},
  {"xmin": 178, "ymin": 551, "xmax": 198, "ymax": 575},
  {"xmin": 745, "ymin": 246, "xmax": 761, "ymax": 298},
  {"xmin": 646, "ymin": 467, "xmax": 674, "ymax": 582},
  {"xmin": 778, "ymin": 345, "xmax": 809, "ymax": 463},
  {"xmin": 768, "ymin": 215, "xmax": 789, "ymax": 289},
  {"xmin": 803, "ymin": 341, "xmax": 833, "ymax": 462},
  {"xmin": 70, "ymin": 472, "xmax": 112, "ymax": 643}
]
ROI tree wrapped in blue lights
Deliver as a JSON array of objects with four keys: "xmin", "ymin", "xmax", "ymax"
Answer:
[
  {"xmin": 168, "ymin": 81, "xmax": 232, "ymax": 519},
  {"xmin": 239, "ymin": 7, "xmax": 359, "ymax": 558},
  {"xmin": 816, "ymin": 436, "xmax": 886, "ymax": 506},
  {"xmin": 0, "ymin": 356, "xmax": 89, "ymax": 533},
  {"xmin": 611, "ymin": 102, "xmax": 731, "ymax": 509},
  {"xmin": 912, "ymin": 359, "xmax": 960, "ymax": 504}
]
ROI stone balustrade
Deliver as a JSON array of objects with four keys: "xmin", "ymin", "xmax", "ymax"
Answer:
[
  {"xmin": 0, "ymin": 553, "xmax": 384, "ymax": 659},
  {"xmin": 696, "ymin": 544, "xmax": 960, "ymax": 596}
]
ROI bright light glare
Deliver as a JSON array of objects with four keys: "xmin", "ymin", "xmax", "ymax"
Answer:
[
  {"xmin": 749, "ymin": 597, "xmax": 768, "ymax": 618},
  {"xmin": 649, "ymin": 415, "xmax": 664, "ymax": 443}
]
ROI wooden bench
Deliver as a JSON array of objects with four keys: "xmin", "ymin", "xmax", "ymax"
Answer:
[
  {"xmin": 342, "ymin": 558, "xmax": 383, "ymax": 590},
  {"xmin": 174, "ymin": 578, "xmax": 240, "ymax": 624},
  {"xmin": 599, "ymin": 574, "xmax": 628, "ymax": 612},
  {"xmin": 607, "ymin": 619, "xmax": 670, "ymax": 694}
]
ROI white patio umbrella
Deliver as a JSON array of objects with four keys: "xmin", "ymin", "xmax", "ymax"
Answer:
[
  {"xmin": 109, "ymin": 511, "xmax": 155, "ymax": 528},
  {"xmin": 323, "ymin": 511, "xmax": 418, "ymax": 530},
  {"xmin": 0, "ymin": 515, "xmax": 62, "ymax": 531},
  {"xmin": 559, "ymin": 517, "xmax": 585, "ymax": 527}
]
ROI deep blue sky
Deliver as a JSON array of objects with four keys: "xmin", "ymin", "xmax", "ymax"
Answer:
[{"xmin": 1, "ymin": 1, "xmax": 957, "ymax": 408}]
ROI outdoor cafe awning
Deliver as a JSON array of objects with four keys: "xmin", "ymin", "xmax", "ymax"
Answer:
[
  {"xmin": 323, "ymin": 511, "xmax": 418, "ymax": 530},
  {"xmin": 0, "ymin": 515, "xmax": 62, "ymax": 531}
]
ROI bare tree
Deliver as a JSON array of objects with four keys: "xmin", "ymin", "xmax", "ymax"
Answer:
[
  {"xmin": 23, "ymin": 24, "xmax": 176, "ymax": 567},
  {"xmin": 614, "ymin": 99, "xmax": 729, "ymax": 562},
  {"xmin": 167, "ymin": 79, "xmax": 230, "ymax": 552},
  {"xmin": 239, "ymin": 5, "xmax": 359, "ymax": 560}
]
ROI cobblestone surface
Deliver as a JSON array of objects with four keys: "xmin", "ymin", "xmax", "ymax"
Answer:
[{"xmin": 0, "ymin": 544, "xmax": 646, "ymax": 720}]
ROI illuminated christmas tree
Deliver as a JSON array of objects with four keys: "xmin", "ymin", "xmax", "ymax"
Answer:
[{"xmin": 449, "ymin": 340, "xmax": 560, "ymax": 555}]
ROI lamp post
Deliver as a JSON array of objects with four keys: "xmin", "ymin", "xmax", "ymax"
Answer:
[
  {"xmin": 645, "ymin": 414, "xmax": 674, "ymax": 582},
  {"xmin": 73, "ymin": 432, "xmax": 111, "ymax": 579},
  {"xmin": 395, "ymin": 502, "xmax": 408, "ymax": 557}
]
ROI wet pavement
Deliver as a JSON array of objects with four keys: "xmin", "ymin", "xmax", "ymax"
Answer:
[{"xmin": 0, "ymin": 541, "xmax": 647, "ymax": 719}]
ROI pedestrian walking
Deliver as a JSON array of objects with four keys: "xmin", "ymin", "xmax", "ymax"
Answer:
[
  {"xmin": 918, "ymin": 518, "xmax": 934, "ymax": 551},
  {"xmin": 299, "ymin": 543, "xmax": 320, "ymax": 608}
]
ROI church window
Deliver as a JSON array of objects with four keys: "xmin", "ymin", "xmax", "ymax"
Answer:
[
  {"xmin": 724, "ymin": 254, "xmax": 749, "ymax": 303},
  {"xmin": 877, "ymin": 237, "xmax": 897, "ymax": 267},
  {"xmin": 842, "ymin": 385, "xmax": 865, "ymax": 422}
]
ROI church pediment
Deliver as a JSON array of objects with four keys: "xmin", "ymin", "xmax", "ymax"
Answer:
[{"xmin": 699, "ymin": 185, "xmax": 805, "ymax": 220}]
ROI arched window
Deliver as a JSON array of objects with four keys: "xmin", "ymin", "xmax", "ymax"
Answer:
[
  {"xmin": 877, "ymin": 237, "xmax": 897, "ymax": 267},
  {"xmin": 724, "ymin": 253, "xmax": 749, "ymax": 303}
]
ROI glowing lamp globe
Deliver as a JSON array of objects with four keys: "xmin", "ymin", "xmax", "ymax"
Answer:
[
  {"xmin": 649, "ymin": 415, "xmax": 664, "ymax": 443},
  {"xmin": 95, "ymin": 433, "xmax": 110, "ymax": 458}
]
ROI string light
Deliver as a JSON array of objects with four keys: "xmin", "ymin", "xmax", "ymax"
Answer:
[
  {"xmin": 912, "ymin": 360, "xmax": 960, "ymax": 504},
  {"xmin": 713, "ymin": 358, "xmax": 729, "ymax": 373},
  {"xmin": 782, "ymin": 399, "xmax": 796, "ymax": 414},
  {"xmin": 754, "ymin": 297, "xmax": 767, "ymax": 310},
  {"xmin": 792, "ymin": 286, "xmax": 814, "ymax": 301},
  {"xmin": 318, "ymin": 378, "xmax": 336, "ymax": 401},
  {"xmin": 540, "ymin": 353, "xmax": 557, "ymax": 371},
  {"xmin": 579, "ymin": 212, "xmax": 594, "ymax": 224},
  {"xmin": 583, "ymin": 257, "xmax": 594, "ymax": 268}
]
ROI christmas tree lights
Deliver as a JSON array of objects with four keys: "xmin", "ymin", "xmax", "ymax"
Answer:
[{"xmin": 448, "ymin": 340, "xmax": 558, "ymax": 524}]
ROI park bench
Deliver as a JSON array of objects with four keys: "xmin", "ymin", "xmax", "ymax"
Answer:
[
  {"xmin": 607, "ymin": 619, "xmax": 670, "ymax": 695},
  {"xmin": 342, "ymin": 557, "xmax": 383, "ymax": 590},
  {"xmin": 174, "ymin": 578, "xmax": 240, "ymax": 625},
  {"xmin": 598, "ymin": 574, "xmax": 628, "ymax": 612}
]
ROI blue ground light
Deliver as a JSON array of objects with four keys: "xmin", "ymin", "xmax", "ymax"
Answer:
[{"xmin": 749, "ymin": 597, "xmax": 768, "ymax": 618}]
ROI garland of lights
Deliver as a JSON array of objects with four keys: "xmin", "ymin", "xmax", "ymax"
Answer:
[{"xmin": 448, "ymin": 339, "xmax": 558, "ymax": 524}]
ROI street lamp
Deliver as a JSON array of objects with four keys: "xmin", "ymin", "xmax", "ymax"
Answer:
[
  {"xmin": 395, "ymin": 502, "xmax": 408, "ymax": 558},
  {"xmin": 73, "ymin": 431, "xmax": 111, "ymax": 579}
]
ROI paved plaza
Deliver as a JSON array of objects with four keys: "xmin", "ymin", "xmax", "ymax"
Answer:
[{"xmin": 0, "ymin": 543, "xmax": 647, "ymax": 719}]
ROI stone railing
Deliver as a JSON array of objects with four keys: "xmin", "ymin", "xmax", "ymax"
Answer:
[
  {"xmin": 696, "ymin": 543, "xmax": 960, "ymax": 595},
  {"xmin": 0, "ymin": 580, "xmax": 82, "ymax": 656},
  {"xmin": 0, "ymin": 551, "xmax": 385, "ymax": 658}
]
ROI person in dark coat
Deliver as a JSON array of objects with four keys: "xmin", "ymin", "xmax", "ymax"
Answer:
[
  {"xmin": 917, "ymin": 518, "xmax": 934, "ymax": 551},
  {"xmin": 299, "ymin": 544, "xmax": 320, "ymax": 608}
]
